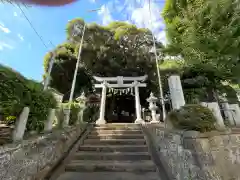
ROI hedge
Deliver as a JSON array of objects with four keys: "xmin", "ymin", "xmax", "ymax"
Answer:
[
  {"xmin": 0, "ymin": 64, "xmax": 57, "ymax": 132},
  {"xmin": 167, "ymin": 104, "xmax": 217, "ymax": 132}
]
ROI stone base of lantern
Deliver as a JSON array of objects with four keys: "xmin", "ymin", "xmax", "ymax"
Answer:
[
  {"xmin": 150, "ymin": 120, "xmax": 159, "ymax": 124},
  {"xmin": 135, "ymin": 118, "xmax": 145, "ymax": 124},
  {"xmin": 96, "ymin": 118, "xmax": 106, "ymax": 125}
]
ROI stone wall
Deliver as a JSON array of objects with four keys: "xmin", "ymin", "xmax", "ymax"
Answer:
[
  {"xmin": 0, "ymin": 124, "xmax": 90, "ymax": 180},
  {"xmin": 144, "ymin": 124, "xmax": 240, "ymax": 180},
  {"xmin": 195, "ymin": 132, "xmax": 240, "ymax": 179}
]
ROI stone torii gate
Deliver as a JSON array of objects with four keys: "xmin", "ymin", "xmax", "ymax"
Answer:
[{"xmin": 94, "ymin": 75, "xmax": 147, "ymax": 124}]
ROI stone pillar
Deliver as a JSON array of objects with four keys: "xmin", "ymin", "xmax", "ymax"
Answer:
[
  {"xmin": 134, "ymin": 82, "xmax": 144, "ymax": 124},
  {"xmin": 229, "ymin": 104, "xmax": 240, "ymax": 126},
  {"xmin": 201, "ymin": 102, "xmax": 225, "ymax": 128},
  {"xmin": 221, "ymin": 102, "xmax": 235, "ymax": 126},
  {"xmin": 96, "ymin": 82, "xmax": 107, "ymax": 124},
  {"xmin": 12, "ymin": 107, "xmax": 30, "ymax": 141},
  {"xmin": 44, "ymin": 108, "xmax": 56, "ymax": 132},
  {"xmin": 63, "ymin": 108, "xmax": 70, "ymax": 127},
  {"xmin": 168, "ymin": 75, "xmax": 185, "ymax": 109}
]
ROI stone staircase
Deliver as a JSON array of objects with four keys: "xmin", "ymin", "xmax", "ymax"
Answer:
[{"xmin": 56, "ymin": 124, "xmax": 161, "ymax": 180}]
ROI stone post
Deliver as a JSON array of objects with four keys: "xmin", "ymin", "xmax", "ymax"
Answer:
[
  {"xmin": 63, "ymin": 108, "xmax": 71, "ymax": 127},
  {"xmin": 134, "ymin": 81, "xmax": 144, "ymax": 124},
  {"xmin": 229, "ymin": 104, "xmax": 240, "ymax": 126},
  {"xmin": 96, "ymin": 82, "xmax": 107, "ymax": 124},
  {"xmin": 221, "ymin": 101, "xmax": 235, "ymax": 126},
  {"xmin": 44, "ymin": 108, "xmax": 56, "ymax": 132},
  {"xmin": 168, "ymin": 75, "xmax": 185, "ymax": 109},
  {"xmin": 12, "ymin": 107, "xmax": 30, "ymax": 141},
  {"xmin": 201, "ymin": 102, "xmax": 225, "ymax": 128}
]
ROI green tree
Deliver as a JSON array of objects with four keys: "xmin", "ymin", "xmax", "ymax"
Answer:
[
  {"xmin": 43, "ymin": 19, "xmax": 164, "ymax": 101},
  {"xmin": 163, "ymin": 0, "xmax": 240, "ymax": 82}
]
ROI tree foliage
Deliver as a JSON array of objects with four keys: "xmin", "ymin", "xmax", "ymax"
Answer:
[
  {"xmin": 160, "ymin": 59, "xmax": 238, "ymax": 103},
  {"xmin": 0, "ymin": 64, "xmax": 57, "ymax": 132},
  {"xmin": 44, "ymin": 19, "xmax": 164, "ymax": 100},
  {"xmin": 163, "ymin": 0, "xmax": 240, "ymax": 82}
]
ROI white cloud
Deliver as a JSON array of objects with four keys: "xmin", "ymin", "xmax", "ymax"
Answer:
[
  {"xmin": 0, "ymin": 41, "xmax": 14, "ymax": 51},
  {"xmin": 98, "ymin": 5, "xmax": 113, "ymax": 25},
  {"xmin": 128, "ymin": 1, "xmax": 167, "ymax": 44},
  {"xmin": 18, "ymin": 33, "xmax": 24, "ymax": 41},
  {"xmin": 156, "ymin": 30, "xmax": 167, "ymax": 45},
  {"xmin": 13, "ymin": 12, "xmax": 18, "ymax": 17},
  {"xmin": 0, "ymin": 23, "xmax": 10, "ymax": 33},
  {"xmin": 98, "ymin": 0, "xmax": 167, "ymax": 45}
]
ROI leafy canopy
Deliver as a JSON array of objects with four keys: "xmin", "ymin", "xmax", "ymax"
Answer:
[
  {"xmin": 43, "ymin": 19, "xmax": 164, "ymax": 100},
  {"xmin": 163, "ymin": 0, "xmax": 240, "ymax": 82}
]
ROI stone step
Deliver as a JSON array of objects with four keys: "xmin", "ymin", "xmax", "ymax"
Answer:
[
  {"xmin": 91, "ymin": 129, "xmax": 143, "ymax": 135},
  {"xmin": 84, "ymin": 139, "xmax": 146, "ymax": 145},
  {"xmin": 231, "ymin": 128, "xmax": 240, "ymax": 133},
  {"xmin": 87, "ymin": 134, "xmax": 145, "ymax": 140},
  {"xmin": 79, "ymin": 145, "xmax": 149, "ymax": 152},
  {"xmin": 65, "ymin": 160, "xmax": 156, "ymax": 172},
  {"xmin": 0, "ymin": 132, "xmax": 11, "ymax": 136},
  {"xmin": 95, "ymin": 123, "xmax": 140, "ymax": 127},
  {"xmin": 94, "ymin": 126, "xmax": 141, "ymax": 130},
  {"xmin": 56, "ymin": 172, "xmax": 160, "ymax": 180},
  {"xmin": 74, "ymin": 152, "xmax": 151, "ymax": 161}
]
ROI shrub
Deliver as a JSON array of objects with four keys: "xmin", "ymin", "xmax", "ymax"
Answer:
[
  {"xmin": 167, "ymin": 104, "xmax": 216, "ymax": 132},
  {"xmin": 0, "ymin": 64, "xmax": 57, "ymax": 132}
]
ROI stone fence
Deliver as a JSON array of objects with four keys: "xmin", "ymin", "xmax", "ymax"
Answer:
[
  {"xmin": 143, "ymin": 124, "xmax": 240, "ymax": 180},
  {"xmin": 0, "ymin": 100, "xmax": 93, "ymax": 179},
  {"xmin": 0, "ymin": 124, "xmax": 92, "ymax": 180},
  {"xmin": 0, "ymin": 103, "xmax": 87, "ymax": 143}
]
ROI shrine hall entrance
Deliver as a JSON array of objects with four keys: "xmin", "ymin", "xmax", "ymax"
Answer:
[{"xmin": 105, "ymin": 94, "xmax": 135, "ymax": 123}]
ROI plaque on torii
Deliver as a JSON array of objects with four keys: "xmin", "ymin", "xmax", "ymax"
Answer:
[{"xmin": 93, "ymin": 75, "xmax": 147, "ymax": 124}]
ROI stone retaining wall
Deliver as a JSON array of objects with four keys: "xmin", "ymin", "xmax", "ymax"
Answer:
[
  {"xmin": 144, "ymin": 124, "xmax": 240, "ymax": 180},
  {"xmin": 0, "ymin": 124, "xmax": 89, "ymax": 180}
]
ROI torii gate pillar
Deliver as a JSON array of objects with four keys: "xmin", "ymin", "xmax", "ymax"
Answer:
[
  {"xmin": 134, "ymin": 81, "xmax": 144, "ymax": 124},
  {"xmin": 96, "ymin": 81, "xmax": 107, "ymax": 125}
]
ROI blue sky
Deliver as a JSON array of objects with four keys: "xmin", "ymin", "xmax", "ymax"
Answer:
[{"xmin": 0, "ymin": 0, "xmax": 166, "ymax": 81}]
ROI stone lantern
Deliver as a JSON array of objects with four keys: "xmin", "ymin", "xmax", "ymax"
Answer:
[
  {"xmin": 147, "ymin": 92, "xmax": 159, "ymax": 123},
  {"xmin": 75, "ymin": 92, "xmax": 87, "ymax": 124}
]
